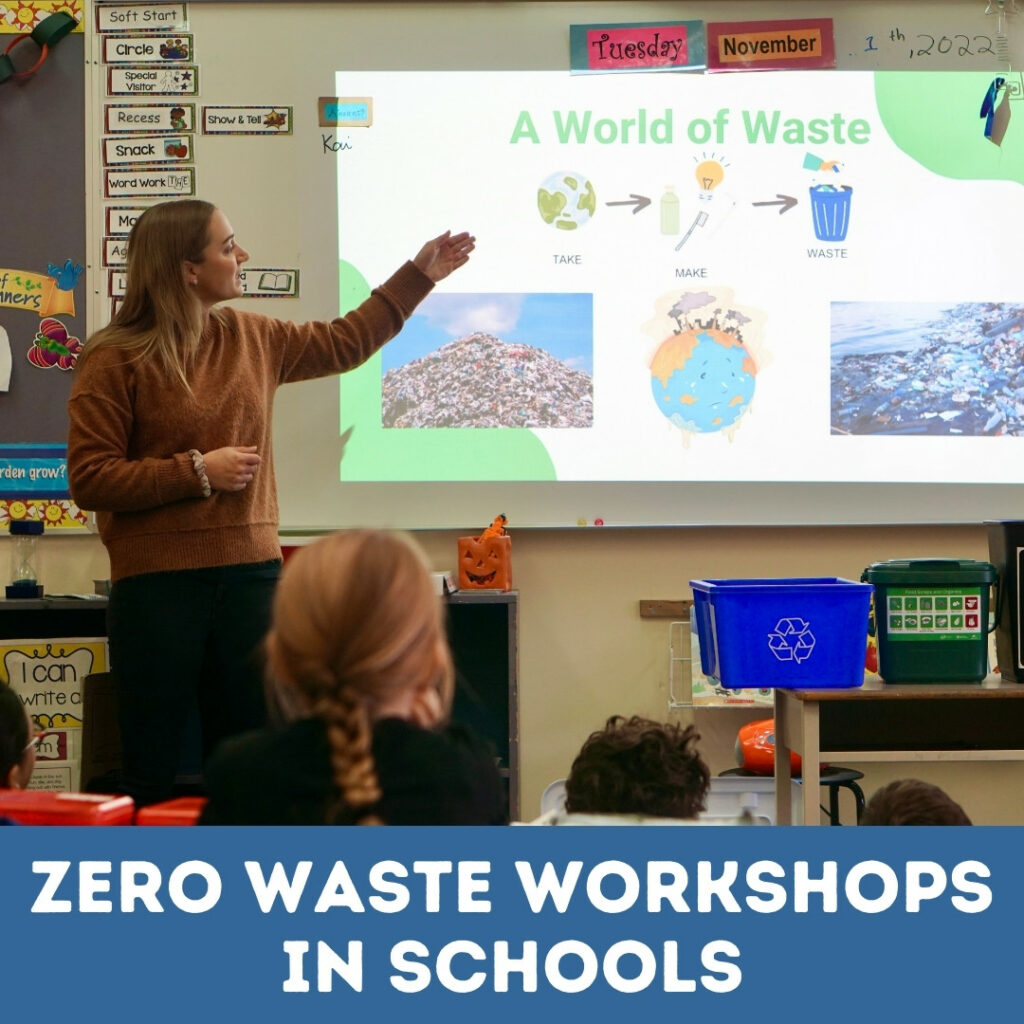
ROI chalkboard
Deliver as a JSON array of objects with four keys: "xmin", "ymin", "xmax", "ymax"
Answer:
[{"xmin": 80, "ymin": 1, "xmax": 1024, "ymax": 530}]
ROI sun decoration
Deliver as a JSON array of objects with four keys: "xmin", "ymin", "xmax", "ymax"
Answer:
[
  {"xmin": 0, "ymin": 2, "xmax": 43, "ymax": 29},
  {"xmin": 4, "ymin": 500, "xmax": 28, "ymax": 522},
  {"xmin": 0, "ymin": 499, "xmax": 88, "ymax": 529},
  {"xmin": 0, "ymin": 2, "xmax": 83, "ymax": 32},
  {"xmin": 11, "ymin": 3, "xmax": 37, "ymax": 28},
  {"xmin": 42, "ymin": 501, "xmax": 65, "ymax": 524}
]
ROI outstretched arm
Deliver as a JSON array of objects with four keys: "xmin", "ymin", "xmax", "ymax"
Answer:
[{"xmin": 412, "ymin": 230, "xmax": 476, "ymax": 283}]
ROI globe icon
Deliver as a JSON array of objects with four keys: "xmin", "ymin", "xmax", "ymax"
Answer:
[
  {"xmin": 537, "ymin": 170, "xmax": 597, "ymax": 230},
  {"xmin": 650, "ymin": 327, "xmax": 757, "ymax": 433}
]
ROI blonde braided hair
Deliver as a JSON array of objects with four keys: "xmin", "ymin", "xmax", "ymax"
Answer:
[
  {"xmin": 265, "ymin": 530, "xmax": 454, "ymax": 824},
  {"xmin": 316, "ymin": 690, "xmax": 382, "ymax": 825}
]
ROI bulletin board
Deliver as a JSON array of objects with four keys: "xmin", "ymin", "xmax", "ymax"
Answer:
[
  {"xmin": 70, "ymin": 1, "xmax": 1024, "ymax": 530},
  {"xmin": 0, "ymin": 1, "xmax": 87, "ymax": 529}
]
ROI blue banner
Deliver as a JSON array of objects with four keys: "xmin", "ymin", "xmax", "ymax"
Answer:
[
  {"xmin": 0, "ymin": 444, "xmax": 69, "ymax": 499},
  {"xmin": 0, "ymin": 825, "xmax": 1014, "ymax": 1021}
]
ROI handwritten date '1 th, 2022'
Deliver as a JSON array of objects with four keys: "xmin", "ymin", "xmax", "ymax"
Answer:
[{"xmin": 865, "ymin": 27, "xmax": 995, "ymax": 61}]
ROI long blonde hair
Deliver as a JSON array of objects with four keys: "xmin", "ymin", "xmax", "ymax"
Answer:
[
  {"xmin": 265, "ymin": 530, "xmax": 455, "ymax": 824},
  {"xmin": 78, "ymin": 199, "xmax": 218, "ymax": 389}
]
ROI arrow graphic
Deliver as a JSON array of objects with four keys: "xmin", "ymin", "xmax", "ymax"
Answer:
[
  {"xmin": 752, "ymin": 194, "xmax": 797, "ymax": 214},
  {"xmin": 605, "ymin": 194, "xmax": 651, "ymax": 214}
]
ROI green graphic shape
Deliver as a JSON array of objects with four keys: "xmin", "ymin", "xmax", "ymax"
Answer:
[
  {"xmin": 874, "ymin": 72, "xmax": 1024, "ymax": 184},
  {"xmin": 336, "ymin": 260, "xmax": 557, "ymax": 482}
]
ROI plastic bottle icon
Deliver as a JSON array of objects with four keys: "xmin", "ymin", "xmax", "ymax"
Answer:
[{"xmin": 660, "ymin": 186, "xmax": 680, "ymax": 235}]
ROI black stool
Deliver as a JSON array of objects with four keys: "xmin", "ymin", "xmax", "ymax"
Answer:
[{"xmin": 719, "ymin": 766, "xmax": 866, "ymax": 825}]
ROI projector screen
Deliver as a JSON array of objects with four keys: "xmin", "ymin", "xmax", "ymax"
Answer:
[{"xmin": 304, "ymin": 68, "xmax": 1024, "ymax": 528}]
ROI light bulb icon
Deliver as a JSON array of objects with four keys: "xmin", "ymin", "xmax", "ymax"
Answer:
[
  {"xmin": 676, "ymin": 154, "xmax": 732, "ymax": 252},
  {"xmin": 694, "ymin": 158, "xmax": 725, "ymax": 197}
]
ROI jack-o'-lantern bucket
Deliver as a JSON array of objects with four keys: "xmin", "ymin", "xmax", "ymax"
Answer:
[{"xmin": 458, "ymin": 515, "xmax": 512, "ymax": 591}]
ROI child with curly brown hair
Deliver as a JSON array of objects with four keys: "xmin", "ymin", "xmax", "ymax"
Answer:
[
  {"xmin": 565, "ymin": 715, "xmax": 711, "ymax": 820},
  {"xmin": 861, "ymin": 778, "xmax": 971, "ymax": 826}
]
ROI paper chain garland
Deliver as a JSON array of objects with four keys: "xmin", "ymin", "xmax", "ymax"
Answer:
[{"xmin": 0, "ymin": 11, "xmax": 76, "ymax": 85}]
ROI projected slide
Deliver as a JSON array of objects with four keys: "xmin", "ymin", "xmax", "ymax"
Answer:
[{"xmin": 333, "ymin": 70, "xmax": 1024, "ymax": 484}]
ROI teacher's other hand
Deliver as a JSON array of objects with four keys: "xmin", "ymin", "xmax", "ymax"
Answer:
[
  {"xmin": 413, "ymin": 230, "xmax": 476, "ymax": 283},
  {"xmin": 204, "ymin": 445, "xmax": 261, "ymax": 491}
]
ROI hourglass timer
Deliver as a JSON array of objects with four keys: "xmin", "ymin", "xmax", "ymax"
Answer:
[{"xmin": 7, "ymin": 520, "xmax": 44, "ymax": 598}]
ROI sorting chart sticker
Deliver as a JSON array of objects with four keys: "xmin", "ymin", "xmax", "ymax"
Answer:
[
  {"xmin": 102, "ymin": 33, "xmax": 193, "ymax": 63},
  {"xmin": 107, "ymin": 65, "xmax": 198, "ymax": 95},
  {"xmin": 103, "ymin": 133, "xmax": 193, "ymax": 165},
  {"xmin": 202, "ymin": 106, "xmax": 293, "ymax": 135},
  {"xmin": 105, "ymin": 103, "xmax": 195, "ymax": 133},
  {"xmin": 885, "ymin": 588, "xmax": 983, "ymax": 639},
  {"xmin": 96, "ymin": 3, "xmax": 189, "ymax": 33},
  {"xmin": 104, "ymin": 166, "xmax": 195, "ymax": 198},
  {"xmin": 240, "ymin": 269, "xmax": 300, "ymax": 298}
]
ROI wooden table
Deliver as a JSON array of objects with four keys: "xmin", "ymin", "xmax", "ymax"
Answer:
[{"xmin": 773, "ymin": 678, "xmax": 1024, "ymax": 824}]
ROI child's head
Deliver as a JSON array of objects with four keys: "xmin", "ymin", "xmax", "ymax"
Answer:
[
  {"xmin": 565, "ymin": 715, "xmax": 710, "ymax": 819},
  {"xmin": 861, "ymin": 778, "xmax": 971, "ymax": 825},
  {"xmin": 0, "ymin": 684, "xmax": 35, "ymax": 789},
  {"xmin": 265, "ymin": 529, "xmax": 454, "ymax": 821}
]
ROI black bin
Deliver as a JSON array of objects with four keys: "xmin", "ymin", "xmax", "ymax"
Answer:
[{"xmin": 986, "ymin": 520, "xmax": 1024, "ymax": 682}]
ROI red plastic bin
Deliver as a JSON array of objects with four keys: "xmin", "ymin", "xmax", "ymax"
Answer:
[
  {"xmin": 135, "ymin": 796, "xmax": 207, "ymax": 825},
  {"xmin": 0, "ymin": 790, "xmax": 135, "ymax": 825}
]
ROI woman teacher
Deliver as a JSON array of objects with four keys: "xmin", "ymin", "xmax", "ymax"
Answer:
[{"xmin": 68, "ymin": 199, "xmax": 474, "ymax": 805}]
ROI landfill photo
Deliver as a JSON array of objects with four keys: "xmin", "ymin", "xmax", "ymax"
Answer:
[{"xmin": 380, "ymin": 292, "xmax": 593, "ymax": 429}]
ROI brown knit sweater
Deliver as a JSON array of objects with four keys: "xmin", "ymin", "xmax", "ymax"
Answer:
[{"xmin": 67, "ymin": 262, "xmax": 432, "ymax": 581}]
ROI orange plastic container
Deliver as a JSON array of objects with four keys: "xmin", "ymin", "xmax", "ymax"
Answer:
[
  {"xmin": 134, "ymin": 796, "xmax": 207, "ymax": 825},
  {"xmin": 0, "ymin": 790, "xmax": 134, "ymax": 825}
]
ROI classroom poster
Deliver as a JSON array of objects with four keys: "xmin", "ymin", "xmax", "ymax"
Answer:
[{"xmin": 0, "ymin": 637, "xmax": 108, "ymax": 791}]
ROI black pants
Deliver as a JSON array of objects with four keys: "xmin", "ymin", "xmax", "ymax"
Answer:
[{"xmin": 107, "ymin": 559, "xmax": 281, "ymax": 806}]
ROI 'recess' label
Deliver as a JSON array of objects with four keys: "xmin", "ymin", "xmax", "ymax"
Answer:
[{"xmin": 885, "ymin": 587, "xmax": 982, "ymax": 641}]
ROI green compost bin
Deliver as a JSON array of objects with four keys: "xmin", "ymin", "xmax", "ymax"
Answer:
[{"xmin": 861, "ymin": 558, "xmax": 997, "ymax": 683}]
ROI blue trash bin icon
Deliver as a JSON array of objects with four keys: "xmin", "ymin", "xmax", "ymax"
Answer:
[{"xmin": 809, "ymin": 185, "xmax": 852, "ymax": 242}]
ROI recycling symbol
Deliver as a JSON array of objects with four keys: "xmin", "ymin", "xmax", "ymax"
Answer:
[{"xmin": 767, "ymin": 617, "xmax": 815, "ymax": 663}]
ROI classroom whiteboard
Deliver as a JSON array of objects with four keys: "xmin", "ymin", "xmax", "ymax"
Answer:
[{"xmin": 85, "ymin": 1, "xmax": 1024, "ymax": 530}]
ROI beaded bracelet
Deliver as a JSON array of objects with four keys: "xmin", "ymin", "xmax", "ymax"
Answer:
[{"xmin": 187, "ymin": 448, "xmax": 212, "ymax": 498}]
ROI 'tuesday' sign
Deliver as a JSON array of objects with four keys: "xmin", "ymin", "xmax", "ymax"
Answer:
[
  {"xmin": 706, "ymin": 19, "xmax": 835, "ymax": 72},
  {"xmin": 570, "ymin": 21, "xmax": 706, "ymax": 74}
]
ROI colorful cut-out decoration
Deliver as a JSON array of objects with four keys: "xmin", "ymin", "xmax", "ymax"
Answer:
[
  {"xmin": 47, "ymin": 257, "xmax": 83, "ymax": 290},
  {"xmin": 26, "ymin": 316, "xmax": 81, "ymax": 369}
]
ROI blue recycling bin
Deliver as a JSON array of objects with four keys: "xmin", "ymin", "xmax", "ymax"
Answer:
[{"xmin": 689, "ymin": 576, "xmax": 873, "ymax": 689}]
